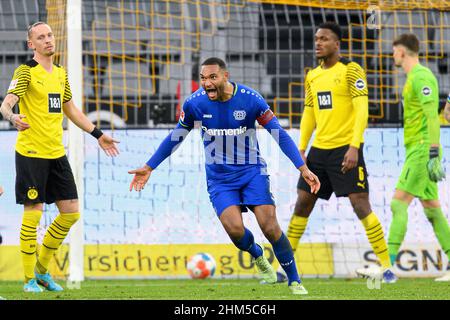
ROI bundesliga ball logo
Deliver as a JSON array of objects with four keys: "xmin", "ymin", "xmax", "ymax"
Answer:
[{"xmin": 186, "ymin": 253, "xmax": 216, "ymax": 279}]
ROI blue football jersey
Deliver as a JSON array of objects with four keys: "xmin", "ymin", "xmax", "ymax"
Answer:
[{"xmin": 178, "ymin": 82, "xmax": 275, "ymax": 180}]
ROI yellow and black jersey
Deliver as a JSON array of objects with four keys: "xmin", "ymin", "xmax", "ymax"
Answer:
[
  {"xmin": 300, "ymin": 58, "xmax": 369, "ymax": 150},
  {"xmin": 7, "ymin": 59, "xmax": 72, "ymax": 159}
]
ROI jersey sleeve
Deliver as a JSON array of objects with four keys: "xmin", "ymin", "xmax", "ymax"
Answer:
[
  {"xmin": 178, "ymin": 99, "xmax": 195, "ymax": 129},
  {"xmin": 304, "ymin": 72, "xmax": 314, "ymax": 108},
  {"xmin": 7, "ymin": 65, "xmax": 31, "ymax": 98},
  {"xmin": 300, "ymin": 73, "xmax": 316, "ymax": 150},
  {"xmin": 413, "ymin": 74, "xmax": 438, "ymax": 107},
  {"xmin": 63, "ymin": 70, "xmax": 73, "ymax": 103},
  {"xmin": 255, "ymin": 95, "xmax": 275, "ymax": 126},
  {"xmin": 413, "ymin": 73, "xmax": 440, "ymax": 145},
  {"xmin": 346, "ymin": 62, "xmax": 368, "ymax": 98}
]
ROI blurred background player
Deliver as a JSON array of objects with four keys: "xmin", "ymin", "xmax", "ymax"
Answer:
[
  {"xmin": 281, "ymin": 22, "xmax": 396, "ymax": 283},
  {"xmin": 129, "ymin": 57, "xmax": 321, "ymax": 295},
  {"xmin": 0, "ymin": 22, "xmax": 119, "ymax": 292},
  {"xmin": 374, "ymin": 34, "xmax": 449, "ymax": 282}
]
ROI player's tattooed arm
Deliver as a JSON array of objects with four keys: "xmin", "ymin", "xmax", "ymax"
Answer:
[{"xmin": 0, "ymin": 94, "xmax": 29, "ymax": 131}]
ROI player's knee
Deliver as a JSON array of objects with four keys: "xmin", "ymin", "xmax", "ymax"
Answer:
[
  {"xmin": 60, "ymin": 212, "xmax": 81, "ymax": 225},
  {"xmin": 260, "ymin": 223, "xmax": 279, "ymax": 241},
  {"xmin": 352, "ymin": 205, "xmax": 371, "ymax": 218},
  {"xmin": 350, "ymin": 196, "xmax": 371, "ymax": 218},
  {"xmin": 224, "ymin": 224, "xmax": 245, "ymax": 241},
  {"xmin": 423, "ymin": 207, "xmax": 441, "ymax": 222},
  {"xmin": 295, "ymin": 198, "xmax": 315, "ymax": 217}
]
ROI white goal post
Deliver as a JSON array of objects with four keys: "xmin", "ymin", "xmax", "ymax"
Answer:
[{"xmin": 67, "ymin": 0, "xmax": 84, "ymax": 282}]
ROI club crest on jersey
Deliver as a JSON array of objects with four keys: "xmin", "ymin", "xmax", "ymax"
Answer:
[
  {"xmin": 355, "ymin": 79, "xmax": 366, "ymax": 90},
  {"xmin": 233, "ymin": 110, "xmax": 246, "ymax": 120},
  {"xmin": 422, "ymin": 86, "xmax": 431, "ymax": 96}
]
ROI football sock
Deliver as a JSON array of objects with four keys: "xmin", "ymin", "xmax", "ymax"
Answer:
[
  {"xmin": 232, "ymin": 228, "xmax": 263, "ymax": 259},
  {"xmin": 36, "ymin": 212, "xmax": 80, "ymax": 274},
  {"xmin": 424, "ymin": 207, "xmax": 450, "ymax": 262},
  {"xmin": 286, "ymin": 215, "xmax": 308, "ymax": 254},
  {"xmin": 388, "ymin": 199, "xmax": 409, "ymax": 264},
  {"xmin": 271, "ymin": 232, "xmax": 300, "ymax": 285},
  {"xmin": 361, "ymin": 212, "xmax": 391, "ymax": 269},
  {"xmin": 20, "ymin": 210, "xmax": 43, "ymax": 282}
]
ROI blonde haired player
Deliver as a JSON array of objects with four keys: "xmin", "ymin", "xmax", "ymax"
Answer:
[{"xmin": 0, "ymin": 22, "xmax": 119, "ymax": 292}]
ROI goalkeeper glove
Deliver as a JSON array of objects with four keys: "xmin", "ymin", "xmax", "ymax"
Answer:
[{"xmin": 427, "ymin": 147, "xmax": 445, "ymax": 182}]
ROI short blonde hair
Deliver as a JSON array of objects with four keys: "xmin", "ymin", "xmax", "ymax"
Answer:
[{"xmin": 27, "ymin": 21, "xmax": 47, "ymax": 40}]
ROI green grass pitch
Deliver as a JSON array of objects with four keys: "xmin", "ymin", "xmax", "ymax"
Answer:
[{"xmin": 0, "ymin": 278, "xmax": 449, "ymax": 300}]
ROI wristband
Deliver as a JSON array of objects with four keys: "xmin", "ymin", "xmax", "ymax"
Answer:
[
  {"xmin": 447, "ymin": 93, "xmax": 450, "ymax": 104},
  {"xmin": 429, "ymin": 147, "xmax": 439, "ymax": 159},
  {"xmin": 90, "ymin": 126, "xmax": 104, "ymax": 139}
]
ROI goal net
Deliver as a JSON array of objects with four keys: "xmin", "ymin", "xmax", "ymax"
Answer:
[{"xmin": 0, "ymin": 0, "xmax": 449, "ymax": 282}]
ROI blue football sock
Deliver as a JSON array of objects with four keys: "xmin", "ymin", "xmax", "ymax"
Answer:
[
  {"xmin": 271, "ymin": 233, "xmax": 301, "ymax": 285},
  {"xmin": 232, "ymin": 228, "xmax": 263, "ymax": 259}
]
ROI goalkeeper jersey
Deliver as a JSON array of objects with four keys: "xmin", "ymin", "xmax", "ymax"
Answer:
[
  {"xmin": 402, "ymin": 63, "xmax": 439, "ymax": 147},
  {"xmin": 7, "ymin": 59, "xmax": 73, "ymax": 159}
]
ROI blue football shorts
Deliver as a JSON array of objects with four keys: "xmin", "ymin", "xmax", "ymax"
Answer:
[{"xmin": 207, "ymin": 167, "xmax": 275, "ymax": 217}]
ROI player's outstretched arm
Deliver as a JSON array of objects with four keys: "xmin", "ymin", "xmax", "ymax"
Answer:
[
  {"xmin": 0, "ymin": 94, "xmax": 30, "ymax": 131},
  {"xmin": 63, "ymin": 99, "xmax": 120, "ymax": 157},
  {"xmin": 128, "ymin": 165, "xmax": 153, "ymax": 192},
  {"xmin": 299, "ymin": 164, "xmax": 321, "ymax": 194},
  {"xmin": 128, "ymin": 123, "xmax": 191, "ymax": 192}
]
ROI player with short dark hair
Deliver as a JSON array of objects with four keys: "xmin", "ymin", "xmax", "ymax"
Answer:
[
  {"xmin": 282, "ymin": 21, "xmax": 396, "ymax": 283},
  {"xmin": 0, "ymin": 22, "xmax": 119, "ymax": 293},
  {"xmin": 129, "ymin": 57, "xmax": 321, "ymax": 295}
]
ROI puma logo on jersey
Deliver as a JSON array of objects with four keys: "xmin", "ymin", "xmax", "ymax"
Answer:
[
  {"xmin": 37, "ymin": 80, "xmax": 44, "ymax": 86},
  {"xmin": 357, "ymin": 182, "xmax": 366, "ymax": 189}
]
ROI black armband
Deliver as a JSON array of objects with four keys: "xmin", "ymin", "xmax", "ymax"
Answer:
[
  {"xmin": 90, "ymin": 126, "xmax": 104, "ymax": 139},
  {"xmin": 429, "ymin": 147, "xmax": 439, "ymax": 159}
]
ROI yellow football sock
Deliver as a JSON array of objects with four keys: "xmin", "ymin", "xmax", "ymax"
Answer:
[
  {"xmin": 36, "ymin": 212, "xmax": 80, "ymax": 274},
  {"xmin": 20, "ymin": 210, "xmax": 43, "ymax": 282},
  {"xmin": 361, "ymin": 212, "xmax": 391, "ymax": 269},
  {"xmin": 286, "ymin": 215, "xmax": 309, "ymax": 253}
]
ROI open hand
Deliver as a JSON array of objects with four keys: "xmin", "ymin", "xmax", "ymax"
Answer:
[
  {"xmin": 98, "ymin": 134, "xmax": 120, "ymax": 157},
  {"xmin": 299, "ymin": 165, "xmax": 321, "ymax": 194},
  {"xmin": 128, "ymin": 165, "xmax": 153, "ymax": 191}
]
